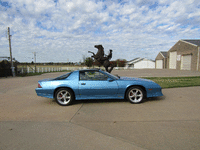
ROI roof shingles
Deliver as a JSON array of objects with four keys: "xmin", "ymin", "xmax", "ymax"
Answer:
[{"xmin": 182, "ymin": 39, "xmax": 200, "ymax": 46}]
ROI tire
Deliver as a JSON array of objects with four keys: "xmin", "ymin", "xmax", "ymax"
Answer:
[
  {"xmin": 126, "ymin": 86, "xmax": 145, "ymax": 104},
  {"xmin": 55, "ymin": 88, "xmax": 74, "ymax": 106}
]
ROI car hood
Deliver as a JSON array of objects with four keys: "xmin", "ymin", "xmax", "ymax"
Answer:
[{"xmin": 119, "ymin": 76, "xmax": 154, "ymax": 82}]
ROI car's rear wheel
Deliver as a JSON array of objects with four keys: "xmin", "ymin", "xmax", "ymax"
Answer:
[
  {"xmin": 55, "ymin": 88, "xmax": 74, "ymax": 106},
  {"xmin": 126, "ymin": 86, "xmax": 145, "ymax": 104}
]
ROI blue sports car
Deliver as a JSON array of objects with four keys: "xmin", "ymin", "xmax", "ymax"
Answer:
[{"xmin": 35, "ymin": 69, "xmax": 163, "ymax": 106}]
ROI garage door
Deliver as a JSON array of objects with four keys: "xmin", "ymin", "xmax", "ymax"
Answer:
[
  {"xmin": 181, "ymin": 55, "xmax": 191, "ymax": 70},
  {"xmin": 156, "ymin": 60, "xmax": 163, "ymax": 69},
  {"xmin": 169, "ymin": 51, "xmax": 177, "ymax": 69}
]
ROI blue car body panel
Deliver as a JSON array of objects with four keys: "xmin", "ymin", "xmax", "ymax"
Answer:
[{"xmin": 35, "ymin": 69, "xmax": 163, "ymax": 100}]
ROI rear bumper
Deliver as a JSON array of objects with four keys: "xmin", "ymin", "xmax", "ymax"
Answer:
[{"xmin": 35, "ymin": 88, "xmax": 54, "ymax": 99}]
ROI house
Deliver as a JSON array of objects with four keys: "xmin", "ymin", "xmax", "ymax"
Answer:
[
  {"xmin": 167, "ymin": 39, "xmax": 200, "ymax": 71},
  {"xmin": 125, "ymin": 57, "xmax": 155, "ymax": 69},
  {"xmin": 155, "ymin": 51, "xmax": 168, "ymax": 69}
]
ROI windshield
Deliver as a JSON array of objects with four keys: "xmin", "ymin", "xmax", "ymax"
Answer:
[
  {"xmin": 54, "ymin": 72, "xmax": 71, "ymax": 80},
  {"xmin": 102, "ymin": 71, "xmax": 120, "ymax": 80}
]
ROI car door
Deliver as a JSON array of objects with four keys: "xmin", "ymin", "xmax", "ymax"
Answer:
[{"xmin": 78, "ymin": 70, "xmax": 118, "ymax": 99}]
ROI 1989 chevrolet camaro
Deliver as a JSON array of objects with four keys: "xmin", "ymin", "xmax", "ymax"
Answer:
[{"xmin": 35, "ymin": 69, "xmax": 163, "ymax": 106}]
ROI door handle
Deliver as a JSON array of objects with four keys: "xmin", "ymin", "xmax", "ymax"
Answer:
[{"xmin": 81, "ymin": 83, "xmax": 86, "ymax": 85}]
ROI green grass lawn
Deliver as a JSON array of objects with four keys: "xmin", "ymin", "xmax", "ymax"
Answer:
[{"xmin": 143, "ymin": 76, "xmax": 200, "ymax": 89}]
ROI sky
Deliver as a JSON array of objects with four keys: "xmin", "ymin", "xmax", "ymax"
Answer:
[{"xmin": 0, "ymin": 0, "xmax": 200, "ymax": 63}]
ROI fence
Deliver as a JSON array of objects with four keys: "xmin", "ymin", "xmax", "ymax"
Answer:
[
  {"xmin": 16, "ymin": 66, "xmax": 140, "ymax": 75},
  {"xmin": 17, "ymin": 66, "xmax": 63, "ymax": 74}
]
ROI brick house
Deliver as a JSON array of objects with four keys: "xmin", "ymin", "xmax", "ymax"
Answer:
[
  {"xmin": 155, "ymin": 51, "xmax": 168, "ymax": 69},
  {"xmin": 167, "ymin": 39, "xmax": 200, "ymax": 71}
]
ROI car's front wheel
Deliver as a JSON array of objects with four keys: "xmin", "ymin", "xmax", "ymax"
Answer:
[
  {"xmin": 55, "ymin": 88, "xmax": 74, "ymax": 106},
  {"xmin": 126, "ymin": 86, "xmax": 145, "ymax": 104}
]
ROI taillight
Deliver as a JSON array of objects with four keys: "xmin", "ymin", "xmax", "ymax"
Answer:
[{"xmin": 38, "ymin": 83, "xmax": 42, "ymax": 88}]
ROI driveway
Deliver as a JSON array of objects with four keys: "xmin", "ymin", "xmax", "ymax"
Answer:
[{"xmin": 0, "ymin": 70, "xmax": 200, "ymax": 150}]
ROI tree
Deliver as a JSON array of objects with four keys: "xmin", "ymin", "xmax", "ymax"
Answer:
[
  {"xmin": 116, "ymin": 59, "xmax": 127, "ymax": 67},
  {"xmin": 85, "ymin": 57, "xmax": 93, "ymax": 68}
]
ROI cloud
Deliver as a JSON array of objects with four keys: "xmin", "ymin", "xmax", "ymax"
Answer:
[{"xmin": 0, "ymin": 0, "xmax": 199, "ymax": 62}]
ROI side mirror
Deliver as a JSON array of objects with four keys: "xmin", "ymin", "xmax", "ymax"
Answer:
[{"xmin": 107, "ymin": 78, "xmax": 114, "ymax": 82}]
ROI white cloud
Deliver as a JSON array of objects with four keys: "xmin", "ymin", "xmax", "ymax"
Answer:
[{"xmin": 0, "ymin": 0, "xmax": 199, "ymax": 62}]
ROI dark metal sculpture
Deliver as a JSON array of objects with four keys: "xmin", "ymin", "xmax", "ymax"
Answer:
[{"xmin": 88, "ymin": 45, "xmax": 114, "ymax": 73}]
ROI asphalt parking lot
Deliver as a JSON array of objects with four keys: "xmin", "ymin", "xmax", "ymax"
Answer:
[{"xmin": 0, "ymin": 69, "xmax": 200, "ymax": 150}]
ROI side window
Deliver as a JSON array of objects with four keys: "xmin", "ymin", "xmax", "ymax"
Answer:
[
  {"xmin": 79, "ymin": 71, "xmax": 89, "ymax": 80},
  {"xmin": 79, "ymin": 71, "xmax": 108, "ymax": 81}
]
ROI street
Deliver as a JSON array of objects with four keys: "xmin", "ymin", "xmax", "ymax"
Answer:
[{"xmin": 0, "ymin": 70, "xmax": 200, "ymax": 150}]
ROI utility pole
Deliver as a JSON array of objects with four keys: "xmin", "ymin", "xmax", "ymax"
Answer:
[
  {"xmin": 33, "ymin": 52, "xmax": 36, "ymax": 73},
  {"xmin": 8, "ymin": 27, "xmax": 15, "ymax": 77}
]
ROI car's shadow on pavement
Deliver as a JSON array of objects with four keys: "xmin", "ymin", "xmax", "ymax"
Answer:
[
  {"xmin": 146, "ymin": 95, "xmax": 166, "ymax": 102},
  {"xmin": 43, "ymin": 95, "xmax": 165, "ymax": 106},
  {"xmin": 72, "ymin": 95, "xmax": 166, "ymax": 105},
  {"xmin": 73, "ymin": 99, "xmax": 128, "ymax": 105}
]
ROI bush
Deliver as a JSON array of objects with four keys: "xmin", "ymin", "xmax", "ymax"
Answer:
[{"xmin": 85, "ymin": 57, "xmax": 93, "ymax": 67}]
